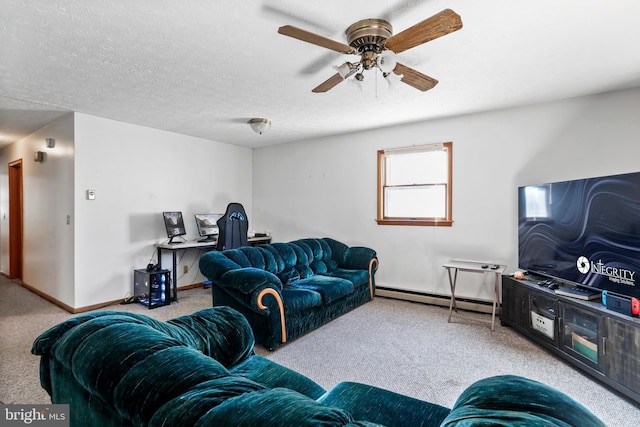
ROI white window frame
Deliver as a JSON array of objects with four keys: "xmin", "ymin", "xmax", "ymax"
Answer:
[{"xmin": 377, "ymin": 142, "xmax": 453, "ymax": 226}]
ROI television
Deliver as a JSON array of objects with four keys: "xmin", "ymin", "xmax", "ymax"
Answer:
[
  {"xmin": 194, "ymin": 213, "xmax": 223, "ymax": 242},
  {"xmin": 518, "ymin": 171, "xmax": 640, "ymax": 299},
  {"xmin": 162, "ymin": 211, "xmax": 186, "ymax": 244}
]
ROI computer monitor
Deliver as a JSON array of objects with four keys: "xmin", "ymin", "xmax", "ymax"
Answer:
[
  {"xmin": 194, "ymin": 213, "xmax": 223, "ymax": 242},
  {"xmin": 162, "ymin": 211, "xmax": 186, "ymax": 244}
]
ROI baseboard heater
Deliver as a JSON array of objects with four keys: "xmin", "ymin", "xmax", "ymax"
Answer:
[{"xmin": 375, "ymin": 287, "xmax": 496, "ymax": 315}]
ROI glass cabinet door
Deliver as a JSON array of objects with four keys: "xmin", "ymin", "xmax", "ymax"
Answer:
[
  {"xmin": 529, "ymin": 292, "xmax": 557, "ymax": 345},
  {"xmin": 560, "ymin": 302, "xmax": 601, "ymax": 369}
]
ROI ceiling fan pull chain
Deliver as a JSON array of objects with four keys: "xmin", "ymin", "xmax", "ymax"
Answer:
[{"xmin": 375, "ymin": 67, "xmax": 379, "ymax": 99}]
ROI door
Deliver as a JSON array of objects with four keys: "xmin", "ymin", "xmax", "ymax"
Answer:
[
  {"xmin": 8, "ymin": 159, "xmax": 23, "ymax": 280},
  {"xmin": 559, "ymin": 301, "xmax": 601, "ymax": 369},
  {"xmin": 603, "ymin": 317, "xmax": 640, "ymax": 394}
]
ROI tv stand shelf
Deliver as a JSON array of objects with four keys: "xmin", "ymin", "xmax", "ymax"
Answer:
[{"xmin": 502, "ymin": 275, "xmax": 640, "ymax": 405}]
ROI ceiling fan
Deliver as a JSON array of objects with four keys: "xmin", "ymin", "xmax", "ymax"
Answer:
[{"xmin": 278, "ymin": 9, "xmax": 463, "ymax": 93}]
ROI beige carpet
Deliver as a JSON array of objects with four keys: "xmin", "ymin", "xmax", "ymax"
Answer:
[{"xmin": 1, "ymin": 276, "xmax": 638, "ymax": 425}]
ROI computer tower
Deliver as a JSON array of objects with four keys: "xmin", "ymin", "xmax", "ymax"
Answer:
[{"xmin": 133, "ymin": 269, "xmax": 171, "ymax": 308}]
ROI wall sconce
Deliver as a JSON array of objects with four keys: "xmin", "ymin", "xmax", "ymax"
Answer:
[
  {"xmin": 249, "ymin": 118, "xmax": 271, "ymax": 135},
  {"xmin": 45, "ymin": 137, "xmax": 56, "ymax": 148},
  {"xmin": 34, "ymin": 151, "xmax": 45, "ymax": 162}
]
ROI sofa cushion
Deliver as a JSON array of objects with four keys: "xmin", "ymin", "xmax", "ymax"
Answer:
[
  {"xmin": 292, "ymin": 238, "xmax": 333, "ymax": 263},
  {"xmin": 319, "ymin": 381, "xmax": 450, "ymax": 427},
  {"xmin": 167, "ymin": 307, "xmax": 255, "ymax": 368},
  {"xmin": 327, "ymin": 268, "xmax": 369, "ymax": 288},
  {"xmin": 149, "ymin": 376, "xmax": 266, "ymax": 427},
  {"xmin": 223, "ymin": 249, "xmax": 252, "ymax": 268},
  {"xmin": 239, "ymin": 246, "xmax": 278, "ymax": 272},
  {"xmin": 195, "ymin": 388, "xmax": 364, "ymax": 426},
  {"xmin": 310, "ymin": 258, "xmax": 339, "ymax": 274},
  {"xmin": 440, "ymin": 375, "xmax": 605, "ymax": 427},
  {"xmin": 113, "ymin": 346, "xmax": 232, "ymax": 426},
  {"xmin": 230, "ymin": 355, "xmax": 326, "ymax": 399},
  {"xmin": 290, "ymin": 243, "xmax": 310, "ymax": 266},
  {"xmin": 295, "ymin": 263, "xmax": 314, "ymax": 279},
  {"xmin": 281, "ymin": 286, "xmax": 323, "ymax": 314},
  {"xmin": 291, "ymin": 276, "xmax": 354, "ymax": 304},
  {"xmin": 277, "ymin": 267, "xmax": 300, "ymax": 286},
  {"xmin": 271, "ymin": 243, "xmax": 298, "ymax": 269}
]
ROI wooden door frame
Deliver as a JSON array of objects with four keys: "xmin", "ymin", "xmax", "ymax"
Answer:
[{"xmin": 8, "ymin": 159, "xmax": 23, "ymax": 280}]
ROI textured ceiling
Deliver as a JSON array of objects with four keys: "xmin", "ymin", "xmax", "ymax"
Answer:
[{"xmin": 2, "ymin": 1, "xmax": 640, "ymax": 149}]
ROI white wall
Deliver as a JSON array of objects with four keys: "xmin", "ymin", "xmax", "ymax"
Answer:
[
  {"xmin": 0, "ymin": 113, "xmax": 75, "ymax": 306},
  {"xmin": 73, "ymin": 114, "xmax": 253, "ymax": 308},
  {"xmin": 3, "ymin": 88, "xmax": 638, "ymax": 310},
  {"xmin": 1, "ymin": 113, "xmax": 252, "ymax": 310},
  {"xmin": 253, "ymin": 88, "xmax": 640, "ymax": 301}
]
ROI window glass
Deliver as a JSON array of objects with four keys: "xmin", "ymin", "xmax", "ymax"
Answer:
[{"xmin": 377, "ymin": 142, "xmax": 452, "ymax": 226}]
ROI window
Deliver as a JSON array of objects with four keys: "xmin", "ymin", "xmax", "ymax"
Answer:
[{"xmin": 377, "ymin": 142, "xmax": 452, "ymax": 226}]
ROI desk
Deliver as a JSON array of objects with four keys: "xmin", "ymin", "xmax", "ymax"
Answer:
[
  {"xmin": 157, "ymin": 236, "xmax": 272, "ymax": 301},
  {"xmin": 443, "ymin": 260, "xmax": 506, "ymax": 330}
]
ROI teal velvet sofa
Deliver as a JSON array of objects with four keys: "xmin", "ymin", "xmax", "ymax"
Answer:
[
  {"xmin": 32, "ymin": 307, "xmax": 605, "ymax": 427},
  {"xmin": 199, "ymin": 237, "xmax": 378, "ymax": 349}
]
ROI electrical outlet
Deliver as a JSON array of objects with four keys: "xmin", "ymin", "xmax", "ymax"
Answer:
[{"xmin": 183, "ymin": 265, "xmax": 189, "ymax": 274}]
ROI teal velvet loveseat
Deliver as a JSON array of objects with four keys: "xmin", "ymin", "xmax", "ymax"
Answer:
[
  {"xmin": 198, "ymin": 237, "xmax": 378, "ymax": 349},
  {"xmin": 32, "ymin": 307, "xmax": 605, "ymax": 426}
]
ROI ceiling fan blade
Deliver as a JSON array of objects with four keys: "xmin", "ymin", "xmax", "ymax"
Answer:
[
  {"xmin": 393, "ymin": 63, "xmax": 438, "ymax": 91},
  {"xmin": 312, "ymin": 73, "xmax": 345, "ymax": 93},
  {"xmin": 278, "ymin": 25, "xmax": 356, "ymax": 54},
  {"xmin": 384, "ymin": 9, "xmax": 463, "ymax": 54}
]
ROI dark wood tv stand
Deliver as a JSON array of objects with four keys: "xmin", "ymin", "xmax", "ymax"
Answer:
[{"xmin": 502, "ymin": 275, "xmax": 640, "ymax": 405}]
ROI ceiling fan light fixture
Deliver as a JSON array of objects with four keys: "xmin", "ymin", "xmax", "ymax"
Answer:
[
  {"xmin": 384, "ymin": 71, "xmax": 403, "ymax": 88},
  {"xmin": 376, "ymin": 50, "xmax": 397, "ymax": 73},
  {"xmin": 336, "ymin": 62, "xmax": 353, "ymax": 79},
  {"xmin": 249, "ymin": 118, "xmax": 271, "ymax": 135}
]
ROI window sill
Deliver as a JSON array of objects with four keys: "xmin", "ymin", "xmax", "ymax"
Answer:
[{"xmin": 376, "ymin": 218, "xmax": 453, "ymax": 227}]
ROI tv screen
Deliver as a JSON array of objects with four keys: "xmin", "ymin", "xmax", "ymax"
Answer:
[
  {"xmin": 194, "ymin": 213, "xmax": 222, "ymax": 240},
  {"xmin": 518, "ymin": 171, "xmax": 640, "ymax": 299},
  {"xmin": 162, "ymin": 211, "xmax": 186, "ymax": 243}
]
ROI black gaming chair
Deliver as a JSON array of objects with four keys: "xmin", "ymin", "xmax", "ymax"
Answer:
[{"xmin": 216, "ymin": 202, "xmax": 248, "ymax": 250}]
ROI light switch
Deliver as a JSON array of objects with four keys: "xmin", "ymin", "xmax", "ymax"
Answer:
[{"xmin": 86, "ymin": 189, "xmax": 96, "ymax": 200}]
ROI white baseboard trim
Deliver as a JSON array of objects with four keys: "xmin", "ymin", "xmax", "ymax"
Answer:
[{"xmin": 375, "ymin": 287, "xmax": 495, "ymax": 314}]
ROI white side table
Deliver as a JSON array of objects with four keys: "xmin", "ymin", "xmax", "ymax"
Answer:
[{"xmin": 443, "ymin": 260, "xmax": 506, "ymax": 330}]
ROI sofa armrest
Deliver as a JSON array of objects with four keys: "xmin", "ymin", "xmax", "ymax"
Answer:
[
  {"xmin": 34, "ymin": 313, "xmax": 236, "ymax": 426},
  {"xmin": 440, "ymin": 375, "xmax": 605, "ymax": 427},
  {"xmin": 219, "ymin": 268, "xmax": 282, "ymax": 294},
  {"xmin": 343, "ymin": 246, "xmax": 377, "ymax": 271},
  {"xmin": 199, "ymin": 251, "xmax": 242, "ymax": 282},
  {"xmin": 220, "ymin": 268, "xmax": 288, "ymax": 344}
]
